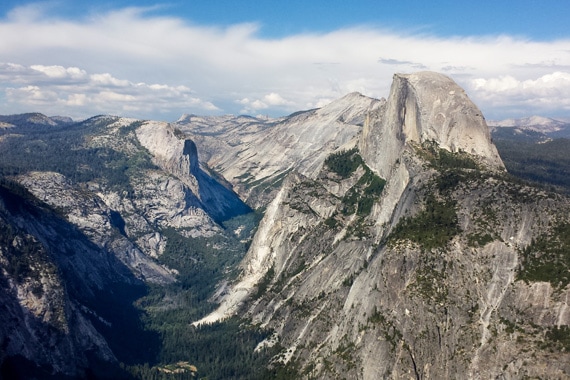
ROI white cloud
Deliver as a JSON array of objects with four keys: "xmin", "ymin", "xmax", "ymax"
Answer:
[
  {"xmin": 66, "ymin": 93, "xmax": 87, "ymax": 106},
  {"xmin": 30, "ymin": 65, "xmax": 87, "ymax": 80},
  {"xmin": 90, "ymin": 73, "xmax": 130, "ymax": 87},
  {"xmin": 7, "ymin": 85, "xmax": 58, "ymax": 103},
  {"xmin": 469, "ymin": 72, "xmax": 570, "ymax": 114},
  {"xmin": 237, "ymin": 92, "xmax": 293, "ymax": 113},
  {"xmin": 264, "ymin": 92, "xmax": 291, "ymax": 106},
  {"xmin": 1, "ymin": 62, "xmax": 219, "ymax": 119},
  {"xmin": 0, "ymin": 5, "xmax": 570, "ymax": 119}
]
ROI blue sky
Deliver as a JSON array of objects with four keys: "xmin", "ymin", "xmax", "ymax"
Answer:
[
  {"xmin": 1, "ymin": 1, "xmax": 570, "ymax": 120},
  {"xmin": 2, "ymin": 1, "xmax": 566, "ymax": 39}
]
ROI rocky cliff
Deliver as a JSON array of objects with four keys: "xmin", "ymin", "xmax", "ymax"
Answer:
[
  {"xmin": 0, "ymin": 115, "xmax": 251, "ymax": 377},
  {"xmin": 136, "ymin": 121, "xmax": 251, "ymax": 222},
  {"xmin": 360, "ymin": 72, "xmax": 503, "ymax": 180},
  {"xmin": 0, "ymin": 180, "xmax": 144, "ymax": 378},
  {"xmin": 2, "ymin": 71, "xmax": 570, "ymax": 379},
  {"xmin": 199, "ymin": 72, "xmax": 570, "ymax": 378},
  {"xmin": 176, "ymin": 92, "xmax": 383, "ymax": 208}
]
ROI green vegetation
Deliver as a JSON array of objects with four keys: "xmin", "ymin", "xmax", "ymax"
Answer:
[
  {"xmin": 324, "ymin": 147, "xmax": 363, "ymax": 178},
  {"xmin": 412, "ymin": 141, "xmax": 490, "ymax": 199},
  {"xmin": 410, "ymin": 263, "xmax": 448, "ymax": 304},
  {"xmin": 324, "ymin": 216, "xmax": 339, "ymax": 229},
  {"xmin": 341, "ymin": 166, "xmax": 386, "ymax": 216},
  {"xmin": 126, "ymin": 210, "xmax": 302, "ymax": 379},
  {"xmin": 387, "ymin": 143, "xmax": 495, "ymax": 250},
  {"xmin": 499, "ymin": 317, "xmax": 524, "ymax": 335},
  {"xmin": 254, "ymin": 265, "xmax": 275, "ymax": 299},
  {"xmin": 150, "ymin": 224, "xmax": 250, "ymax": 320},
  {"xmin": 367, "ymin": 306, "xmax": 403, "ymax": 351},
  {"xmin": 342, "ymin": 274, "xmax": 355, "ymax": 287},
  {"xmin": 418, "ymin": 140, "xmax": 478, "ymax": 171},
  {"xmin": 544, "ymin": 325, "xmax": 570, "ymax": 351},
  {"xmin": 517, "ymin": 222, "xmax": 570, "ymax": 289},
  {"xmin": 389, "ymin": 195, "xmax": 460, "ymax": 250},
  {"xmin": 334, "ymin": 340, "xmax": 357, "ymax": 371},
  {"xmin": 494, "ymin": 137, "xmax": 570, "ymax": 193},
  {"xmin": 320, "ymin": 148, "xmax": 386, "ymax": 240},
  {"xmin": 126, "ymin": 318, "xmax": 280, "ymax": 380},
  {"xmin": 0, "ymin": 118, "xmax": 157, "ymax": 192},
  {"xmin": 466, "ymin": 232, "xmax": 495, "ymax": 248}
]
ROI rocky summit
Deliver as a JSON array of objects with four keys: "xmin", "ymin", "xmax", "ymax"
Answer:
[
  {"xmin": 199, "ymin": 72, "xmax": 570, "ymax": 379},
  {"xmin": 1, "ymin": 72, "xmax": 570, "ymax": 379}
]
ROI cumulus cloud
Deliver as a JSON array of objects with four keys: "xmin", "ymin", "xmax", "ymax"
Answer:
[
  {"xmin": 469, "ymin": 72, "xmax": 570, "ymax": 114},
  {"xmin": 1, "ymin": 63, "xmax": 219, "ymax": 119},
  {"xmin": 0, "ymin": 5, "xmax": 570, "ymax": 119},
  {"xmin": 30, "ymin": 65, "xmax": 87, "ymax": 80},
  {"xmin": 237, "ymin": 92, "xmax": 293, "ymax": 113}
]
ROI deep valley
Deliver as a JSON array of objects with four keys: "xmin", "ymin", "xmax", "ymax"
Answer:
[{"xmin": 1, "ymin": 72, "xmax": 570, "ymax": 379}]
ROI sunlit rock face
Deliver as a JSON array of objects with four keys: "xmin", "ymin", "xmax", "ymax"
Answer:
[
  {"xmin": 2, "ymin": 71, "xmax": 570, "ymax": 379},
  {"xmin": 360, "ymin": 71, "xmax": 504, "ymax": 180},
  {"xmin": 198, "ymin": 72, "xmax": 570, "ymax": 379},
  {"xmin": 136, "ymin": 121, "xmax": 251, "ymax": 222},
  {"xmin": 176, "ymin": 92, "xmax": 383, "ymax": 208}
]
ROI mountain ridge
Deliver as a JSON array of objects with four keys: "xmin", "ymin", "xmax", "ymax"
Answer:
[
  {"xmin": 1, "ymin": 71, "xmax": 570, "ymax": 379},
  {"xmin": 193, "ymin": 72, "xmax": 570, "ymax": 379},
  {"xmin": 175, "ymin": 91, "xmax": 383, "ymax": 208},
  {"xmin": 489, "ymin": 115, "xmax": 570, "ymax": 140},
  {"xmin": 197, "ymin": 71, "xmax": 507, "ymax": 324}
]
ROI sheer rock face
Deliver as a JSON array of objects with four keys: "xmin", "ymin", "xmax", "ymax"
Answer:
[
  {"xmin": 176, "ymin": 92, "xmax": 383, "ymax": 208},
  {"xmin": 199, "ymin": 72, "xmax": 570, "ymax": 379},
  {"xmin": 136, "ymin": 121, "xmax": 250, "ymax": 222},
  {"xmin": 17, "ymin": 171, "xmax": 176, "ymax": 283},
  {"xmin": 360, "ymin": 72, "xmax": 504, "ymax": 179},
  {"xmin": 0, "ymin": 183, "xmax": 132, "ymax": 377}
]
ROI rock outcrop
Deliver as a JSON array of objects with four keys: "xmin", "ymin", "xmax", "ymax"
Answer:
[
  {"xmin": 176, "ymin": 92, "xmax": 383, "ymax": 208},
  {"xmin": 0, "ymin": 180, "xmax": 144, "ymax": 378},
  {"xmin": 198, "ymin": 72, "xmax": 570, "ymax": 379},
  {"xmin": 16, "ymin": 171, "xmax": 175, "ymax": 283},
  {"xmin": 136, "ymin": 121, "xmax": 251, "ymax": 222},
  {"xmin": 360, "ymin": 72, "xmax": 504, "ymax": 179}
]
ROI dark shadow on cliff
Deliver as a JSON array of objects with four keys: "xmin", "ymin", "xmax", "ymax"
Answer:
[
  {"xmin": 0, "ymin": 179, "xmax": 159, "ymax": 379},
  {"xmin": 182, "ymin": 139, "xmax": 252, "ymax": 223}
]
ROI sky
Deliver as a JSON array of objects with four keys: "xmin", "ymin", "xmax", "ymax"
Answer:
[{"xmin": 1, "ymin": 1, "xmax": 570, "ymax": 121}]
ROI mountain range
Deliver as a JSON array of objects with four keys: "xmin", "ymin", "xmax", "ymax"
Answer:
[
  {"xmin": 1, "ymin": 72, "xmax": 569, "ymax": 379},
  {"xmin": 489, "ymin": 115, "xmax": 570, "ymax": 140}
]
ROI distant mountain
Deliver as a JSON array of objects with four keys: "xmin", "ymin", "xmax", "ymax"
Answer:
[
  {"xmin": 0, "ymin": 112, "xmax": 73, "ymax": 128},
  {"xmin": 175, "ymin": 92, "xmax": 383, "ymax": 208},
  {"xmin": 489, "ymin": 115, "xmax": 570, "ymax": 139}
]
